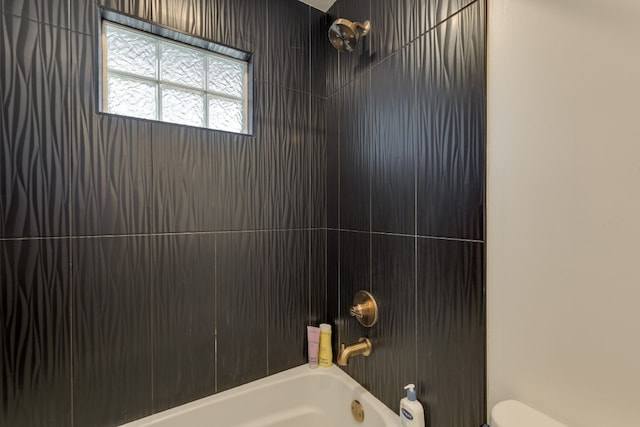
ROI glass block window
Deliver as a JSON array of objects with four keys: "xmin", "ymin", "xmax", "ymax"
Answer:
[{"xmin": 102, "ymin": 21, "xmax": 250, "ymax": 134}]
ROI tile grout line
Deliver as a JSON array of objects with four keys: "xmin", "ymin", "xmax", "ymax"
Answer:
[
  {"xmin": 368, "ymin": 71, "xmax": 372, "ymax": 294},
  {"xmin": 482, "ymin": 0, "xmax": 489, "ymax": 415},
  {"xmin": 0, "ymin": 228, "xmax": 328, "ymax": 241},
  {"xmin": 367, "ymin": 0, "xmax": 373, "ymax": 296},
  {"xmin": 265, "ymin": 0, "xmax": 270, "ymax": 378},
  {"xmin": 148, "ymin": 9, "xmax": 156, "ymax": 410},
  {"xmin": 150, "ymin": 238, "xmax": 155, "ymax": 412},
  {"xmin": 413, "ymin": 23, "xmax": 420, "ymax": 382},
  {"xmin": 323, "ymin": 228, "xmax": 327, "ymax": 328},
  {"xmin": 307, "ymin": 4, "xmax": 313, "ymax": 324},
  {"xmin": 67, "ymin": 0, "xmax": 75, "ymax": 423},
  {"xmin": 336, "ymin": 0, "xmax": 342, "ymax": 351},
  {"xmin": 214, "ymin": 237, "xmax": 218, "ymax": 394},
  {"xmin": 325, "ymin": 228, "xmax": 485, "ymax": 244},
  {"xmin": 368, "ymin": 0, "xmax": 375, "ymax": 379},
  {"xmin": 266, "ymin": 232, "xmax": 271, "ymax": 376}
]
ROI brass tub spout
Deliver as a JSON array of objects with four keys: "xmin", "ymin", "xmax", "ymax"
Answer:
[{"xmin": 337, "ymin": 337, "xmax": 372, "ymax": 366}]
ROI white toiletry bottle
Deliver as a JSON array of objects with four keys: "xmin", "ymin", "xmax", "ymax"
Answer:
[{"xmin": 399, "ymin": 384, "xmax": 425, "ymax": 427}]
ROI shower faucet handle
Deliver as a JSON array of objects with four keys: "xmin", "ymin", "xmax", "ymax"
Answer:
[
  {"xmin": 349, "ymin": 304, "xmax": 366, "ymax": 319},
  {"xmin": 349, "ymin": 291, "xmax": 378, "ymax": 328}
]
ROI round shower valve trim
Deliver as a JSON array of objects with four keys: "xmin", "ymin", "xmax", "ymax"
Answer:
[{"xmin": 349, "ymin": 290, "xmax": 378, "ymax": 327}]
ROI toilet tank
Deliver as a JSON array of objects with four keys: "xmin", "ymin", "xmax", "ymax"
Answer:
[{"xmin": 491, "ymin": 400, "xmax": 568, "ymax": 427}]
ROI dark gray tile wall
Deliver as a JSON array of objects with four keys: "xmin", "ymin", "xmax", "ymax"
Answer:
[
  {"xmin": 257, "ymin": 83, "xmax": 310, "ymax": 230},
  {"xmin": 1, "ymin": 0, "xmax": 325, "ymax": 426},
  {"xmin": 325, "ymin": 93, "xmax": 340, "ymax": 228},
  {"xmin": 338, "ymin": 74, "xmax": 370, "ymax": 231},
  {"xmin": 267, "ymin": 230, "xmax": 309, "ymax": 374},
  {"xmin": 415, "ymin": 3, "xmax": 486, "ymax": 240},
  {"xmin": 2, "ymin": 0, "xmax": 486, "ymax": 426},
  {"xmin": 72, "ymin": 236, "xmax": 154, "ymax": 427},
  {"xmin": 4, "ymin": 0, "xmax": 69, "ymax": 28},
  {"xmin": 0, "ymin": 239, "xmax": 72, "ymax": 427},
  {"xmin": 310, "ymin": 96, "xmax": 326, "ymax": 228},
  {"xmin": 368, "ymin": 234, "xmax": 417, "ymax": 411},
  {"xmin": 417, "ymin": 238, "xmax": 485, "ymax": 427},
  {"xmin": 337, "ymin": 231, "xmax": 370, "ymax": 380},
  {"xmin": 216, "ymin": 232, "xmax": 269, "ymax": 393},
  {"xmin": 1, "ymin": 15, "xmax": 70, "ymax": 238},
  {"xmin": 370, "ymin": 46, "xmax": 415, "ymax": 234},
  {"xmin": 323, "ymin": 1, "xmax": 486, "ymax": 426},
  {"xmin": 309, "ymin": 229, "xmax": 327, "ymax": 325},
  {"xmin": 336, "ymin": 0, "xmax": 371, "ymax": 88},
  {"xmin": 152, "ymin": 234, "xmax": 216, "ymax": 412}
]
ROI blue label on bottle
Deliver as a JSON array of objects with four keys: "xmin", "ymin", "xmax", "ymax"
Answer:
[{"xmin": 401, "ymin": 408, "xmax": 414, "ymax": 420}]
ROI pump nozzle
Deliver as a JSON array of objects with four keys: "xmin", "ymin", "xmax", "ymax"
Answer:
[{"xmin": 404, "ymin": 384, "xmax": 417, "ymax": 401}]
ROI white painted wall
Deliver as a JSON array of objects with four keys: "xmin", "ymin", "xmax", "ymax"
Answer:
[{"xmin": 487, "ymin": 0, "xmax": 640, "ymax": 426}]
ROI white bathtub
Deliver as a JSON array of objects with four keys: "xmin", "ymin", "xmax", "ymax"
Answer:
[{"xmin": 120, "ymin": 364, "xmax": 401, "ymax": 427}]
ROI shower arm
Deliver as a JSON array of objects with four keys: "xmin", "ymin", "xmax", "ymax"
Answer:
[{"xmin": 354, "ymin": 21, "xmax": 371, "ymax": 36}]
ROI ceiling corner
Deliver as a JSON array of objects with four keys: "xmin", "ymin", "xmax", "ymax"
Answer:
[{"xmin": 298, "ymin": 0, "xmax": 337, "ymax": 13}]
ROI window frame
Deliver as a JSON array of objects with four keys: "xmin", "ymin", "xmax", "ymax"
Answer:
[{"xmin": 98, "ymin": 8, "xmax": 254, "ymax": 135}]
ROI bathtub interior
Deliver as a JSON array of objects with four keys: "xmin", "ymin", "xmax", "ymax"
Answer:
[{"xmin": 121, "ymin": 365, "xmax": 400, "ymax": 427}]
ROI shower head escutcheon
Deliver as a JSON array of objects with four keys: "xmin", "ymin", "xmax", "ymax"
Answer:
[{"xmin": 328, "ymin": 18, "xmax": 371, "ymax": 52}]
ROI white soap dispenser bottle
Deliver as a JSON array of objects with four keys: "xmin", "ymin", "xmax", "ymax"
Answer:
[{"xmin": 400, "ymin": 384, "xmax": 425, "ymax": 427}]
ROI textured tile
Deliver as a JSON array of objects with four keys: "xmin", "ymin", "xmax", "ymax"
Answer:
[
  {"xmin": 338, "ymin": 230, "xmax": 371, "ymax": 379},
  {"xmin": 206, "ymin": 0, "xmax": 268, "ymax": 82},
  {"xmin": 339, "ymin": 75, "xmax": 370, "ymax": 232},
  {"xmin": 0, "ymin": 19, "xmax": 3, "ymax": 215},
  {"xmin": 371, "ymin": 47, "xmax": 415, "ymax": 234},
  {"xmin": 77, "ymin": 0, "xmax": 154, "ymax": 35},
  {"xmin": 416, "ymin": 1, "xmax": 485, "ymax": 240},
  {"xmin": 326, "ymin": 93, "xmax": 339, "ymax": 229},
  {"xmin": 72, "ymin": 236, "xmax": 153, "ymax": 427},
  {"xmin": 367, "ymin": 0, "xmax": 478, "ymax": 67},
  {"xmin": 0, "ymin": 239, "xmax": 71, "ymax": 427},
  {"xmin": 310, "ymin": 95, "xmax": 326, "ymax": 228},
  {"xmin": 210, "ymin": 78, "xmax": 264, "ymax": 232},
  {"xmin": 371, "ymin": 0, "xmax": 421, "ymax": 65},
  {"xmin": 72, "ymin": 115, "xmax": 153, "ymax": 236},
  {"xmin": 310, "ymin": 7, "xmax": 330, "ymax": 98},
  {"xmin": 416, "ymin": 238, "xmax": 485, "ymax": 427},
  {"xmin": 4, "ymin": 0, "xmax": 68, "ymax": 28},
  {"xmin": 152, "ymin": 234, "xmax": 216, "ymax": 412},
  {"xmin": 216, "ymin": 232, "xmax": 268, "ymax": 392},
  {"xmin": 310, "ymin": 229, "xmax": 327, "ymax": 326},
  {"xmin": 0, "ymin": 17, "xmax": 69, "ymax": 238},
  {"xmin": 152, "ymin": 0, "xmax": 207, "ymax": 38},
  {"xmin": 99, "ymin": 0, "xmax": 154, "ymax": 18},
  {"xmin": 214, "ymin": 131, "xmax": 266, "ymax": 231},
  {"xmin": 325, "ymin": 229, "xmax": 339, "ymax": 350},
  {"xmin": 268, "ymin": 230, "xmax": 308, "ymax": 374},
  {"xmin": 150, "ymin": 122, "xmax": 222, "ymax": 233},
  {"xmin": 324, "ymin": 2, "xmax": 340, "ymax": 95},
  {"xmin": 69, "ymin": 0, "xmax": 95, "ymax": 35},
  {"xmin": 70, "ymin": 31, "xmax": 153, "ymax": 236},
  {"xmin": 256, "ymin": 83, "xmax": 309, "ymax": 230},
  {"xmin": 369, "ymin": 234, "xmax": 416, "ymax": 412},
  {"xmin": 427, "ymin": 0, "xmax": 478, "ymax": 30},
  {"xmin": 268, "ymin": 0, "xmax": 310, "ymax": 92},
  {"xmin": 336, "ymin": 0, "xmax": 372, "ymax": 89}
]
